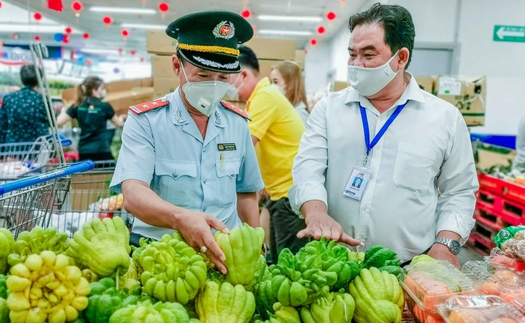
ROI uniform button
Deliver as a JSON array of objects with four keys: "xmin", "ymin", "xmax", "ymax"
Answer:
[
  {"xmin": 203, "ymin": 148, "xmax": 206, "ymax": 153},
  {"xmin": 172, "ymin": 172, "xmax": 177, "ymax": 177},
  {"xmin": 203, "ymin": 207, "xmax": 207, "ymax": 212},
  {"xmin": 203, "ymin": 179, "xmax": 207, "ymax": 184}
]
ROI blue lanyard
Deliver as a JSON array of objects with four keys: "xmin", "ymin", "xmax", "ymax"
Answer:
[{"xmin": 360, "ymin": 101, "xmax": 408, "ymax": 164}]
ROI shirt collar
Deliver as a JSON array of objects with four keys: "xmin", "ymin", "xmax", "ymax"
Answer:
[
  {"xmin": 345, "ymin": 72, "xmax": 426, "ymax": 107},
  {"xmin": 246, "ymin": 77, "xmax": 271, "ymax": 112}
]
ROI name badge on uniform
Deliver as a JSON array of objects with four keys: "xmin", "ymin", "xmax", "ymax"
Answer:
[
  {"xmin": 218, "ymin": 143, "xmax": 236, "ymax": 151},
  {"xmin": 343, "ymin": 166, "xmax": 372, "ymax": 201}
]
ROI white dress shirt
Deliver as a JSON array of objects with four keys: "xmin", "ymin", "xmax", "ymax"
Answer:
[{"xmin": 289, "ymin": 74, "xmax": 479, "ymax": 262}]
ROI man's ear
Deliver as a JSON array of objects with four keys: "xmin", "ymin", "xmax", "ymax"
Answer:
[
  {"xmin": 239, "ymin": 68, "xmax": 249, "ymax": 82},
  {"xmin": 397, "ymin": 48, "xmax": 410, "ymax": 70},
  {"xmin": 172, "ymin": 55, "xmax": 182, "ymax": 76}
]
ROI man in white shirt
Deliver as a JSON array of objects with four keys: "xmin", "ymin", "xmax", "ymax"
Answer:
[{"xmin": 289, "ymin": 3, "xmax": 478, "ymax": 267}]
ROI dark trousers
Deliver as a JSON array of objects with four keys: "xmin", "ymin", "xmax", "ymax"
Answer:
[{"xmin": 267, "ymin": 198, "xmax": 309, "ymax": 264}]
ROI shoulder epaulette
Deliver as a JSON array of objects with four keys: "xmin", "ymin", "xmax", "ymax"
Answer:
[
  {"xmin": 219, "ymin": 100, "xmax": 251, "ymax": 120},
  {"xmin": 129, "ymin": 98, "xmax": 170, "ymax": 115}
]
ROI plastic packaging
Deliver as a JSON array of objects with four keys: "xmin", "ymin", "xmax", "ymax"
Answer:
[
  {"xmin": 437, "ymin": 295, "xmax": 525, "ymax": 323},
  {"xmin": 494, "ymin": 226, "xmax": 525, "ymax": 249},
  {"xmin": 461, "ymin": 260, "xmax": 492, "ymax": 286},
  {"xmin": 401, "ymin": 260, "xmax": 474, "ymax": 323}
]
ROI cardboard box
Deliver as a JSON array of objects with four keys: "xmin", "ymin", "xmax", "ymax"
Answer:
[
  {"xmin": 61, "ymin": 88, "xmax": 77, "ymax": 105},
  {"xmin": 141, "ymin": 77, "xmax": 153, "ymax": 87},
  {"xmin": 295, "ymin": 50, "xmax": 305, "ymax": 70},
  {"xmin": 105, "ymin": 79, "xmax": 142, "ymax": 93},
  {"xmin": 475, "ymin": 143, "xmax": 515, "ymax": 171},
  {"xmin": 104, "ymin": 87, "xmax": 154, "ymax": 114},
  {"xmin": 415, "ymin": 76, "xmax": 437, "ymax": 94},
  {"xmin": 436, "ymin": 76, "xmax": 486, "ymax": 126},
  {"xmin": 70, "ymin": 173, "xmax": 113, "ymax": 210},
  {"xmin": 245, "ymin": 38, "xmax": 296, "ymax": 60},
  {"xmin": 154, "ymin": 77, "xmax": 180, "ymax": 98},
  {"xmin": 258, "ymin": 59, "xmax": 282, "ymax": 79},
  {"xmin": 151, "ymin": 55, "xmax": 176, "ymax": 78},
  {"xmin": 147, "ymin": 30, "xmax": 178, "ymax": 55},
  {"xmin": 332, "ymin": 81, "xmax": 350, "ymax": 92}
]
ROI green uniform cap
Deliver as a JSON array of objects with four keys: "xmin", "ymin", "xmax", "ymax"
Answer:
[{"xmin": 166, "ymin": 11, "xmax": 253, "ymax": 73}]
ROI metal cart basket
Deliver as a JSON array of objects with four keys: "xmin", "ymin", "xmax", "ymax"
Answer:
[{"xmin": 0, "ymin": 161, "xmax": 94, "ymax": 238}]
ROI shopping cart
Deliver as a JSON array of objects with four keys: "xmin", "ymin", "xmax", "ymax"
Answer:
[
  {"xmin": 46, "ymin": 160, "xmax": 134, "ymax": 237},
  {"xmin": 0, "ymin": 134, "xmax": 73, "ymax": 181},
  {"xmin": 0, "ymin": 161, "xmax": 94, "ymax": 238}
]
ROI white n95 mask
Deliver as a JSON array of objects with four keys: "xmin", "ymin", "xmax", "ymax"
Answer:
[
  {"xmin": 225, "ymin": 73, "xmax": 244, "ymax": 101},
  {"xmin": 348, "ymin": 50, "xmax": 400, "ymax": 97},
  {"xmin": 181, "ymin": 64, "xmax": 230, "ymax": 117}
]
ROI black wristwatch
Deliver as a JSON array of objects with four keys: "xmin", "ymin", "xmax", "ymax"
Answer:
[{"xmin": 434, "ymin": 238, "xmax": 461, "ymax": 255}]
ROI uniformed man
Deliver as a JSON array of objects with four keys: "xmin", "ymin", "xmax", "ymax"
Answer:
[{"xmin": 110, "ymin": 11, "xmax": 264, "ymax": 274}]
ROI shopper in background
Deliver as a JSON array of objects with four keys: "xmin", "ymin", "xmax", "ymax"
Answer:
[
  {"xmin": 290, "ymin": 3, "xmax": 478, "ymax": 268},
  {"xmin": 270, "ymin": 61, "xmax": 310, "ymax": 126},
  {"xmin": 0, "ymin": 64, "xmax": 49, "ymax": 144},
  {"xmin": 57, "ymin": 76, "xmax": 125, "ymax": 161},
  {"xmin": 110, "ymin": 11, "xmax": 264, "ymax": 274},
  {"xmin": 229, "ymin": 46, "xmax": 307, "ymax": 264}
]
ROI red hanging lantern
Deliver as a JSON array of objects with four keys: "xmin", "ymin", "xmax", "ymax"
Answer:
[
  {"xmin": 65, "ymin": 27, "xmax": 72, "ymax": 34},
  {"xmin": 158, "ymin": 2, "xmax": 169, "ymax": 18},
  {"xmin": 130, "ymin": 50, "xmax": 136, "ymax": 56},
  {"xmin": 34, "ymin": 35, "xmax": 41, "ymax": 41},
  {"xmin": 62, "ymin": 34, "xmax": 70, "ymax": 44},
  {"xmin": 103, "ymin": 16, "xmax": 113, "ymax": 26},
  {"xmin": 310, "ymin": 38, "xmax": 318, "ymax": 46},
  {"xmin": 0, "ymin": 2, "xmax": 3, "ymax": 9},
  {"xmin": 326, "ymin": 11, "xmax": 336, "ymax": 21},
  {"xmin": 71, "ymin": 1, "xmax": 83, "ymax": 17},
  {"xmin": 317, "ymin": 26, "xmax": 326, "ymax": 35},
  {"xmin": 241, "ymin": 9, "xmax": 251, "ymax": 19},
  {"xmin": 121, "ymin": 29, "xmax": 130, "ymax": 40},
  {"xmin": 47, "ymin": 0, "xmax": 63, "ymax": 12},
  {"xmin": 33, "ymin": 12, "xmax": 43, "ymax": 21},
  {"xmin": 83, "ymin": 33, "xmax": 89, "ymax": 39}
]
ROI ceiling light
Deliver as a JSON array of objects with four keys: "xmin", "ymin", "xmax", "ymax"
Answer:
[
  {"xmin": 120, "ymin": 23, "xmax": 165, "ymax": 30},
  {"xmin": 80, "ymin": 48, "xmax": 120, "ymax": 55},
  {"xmin": 258, "ymin": 30, "xmax": 313, "ymax": 36},
  {"xmin": 0, "ymin": 24, "xmax": 77, "ymax": 33},
  {"xmin": 90, "ymin": 6, "xmax": 156, "ymax": 14},
  {"xmin": 257, "ymin": 15, "xmax": 322, "ymax": 22}
]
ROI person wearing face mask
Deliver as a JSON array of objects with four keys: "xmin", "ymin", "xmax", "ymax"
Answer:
[
  {"xmin": 57, "ymin": 76, "xmax": 125, "ymax": 161},
  {"xmin": 109, "ymin": 11, "xmax": 264, "ymax": 274},
  {"xmin": 270, "ymin": 61, "xmax": 310, "ymax": 126},
  {"xmin": 0, "ymin": 64, "xmax": 49, "ymax": 144},
  {"xmin": 289, "ymin": 3, "xmax": 478, "ymax": 268},
  {"xmin": 227, "ymin": 46, "xmax": 307, "ymax": 265}
]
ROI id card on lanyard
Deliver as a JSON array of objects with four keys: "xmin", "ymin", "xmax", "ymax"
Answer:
[{"xmin": 343, "ymin": 101, "xmax": 409, "ymax": 200}]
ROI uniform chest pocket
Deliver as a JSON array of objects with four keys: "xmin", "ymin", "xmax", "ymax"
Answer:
[
  {"xmin": 392, "ymin": 141, "xmax": 437, "ymax": 192},
  {"xmin": 155, "ymin": 159, "xmax": 197, "ymax": 208},
  {"xmin": 216, "ymin": 159, "xmax": 240, "ymax": 207}
]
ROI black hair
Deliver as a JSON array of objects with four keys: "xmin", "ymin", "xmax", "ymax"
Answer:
[
  {"xmin": 20, "ymin": 64, "xmax": 41, "ymax": 87},
  {"xmin": 238, "ymin": 46, "xmax": 260, "ymax": 73},
  {"xmin": 348, "ymin": 3, "xmax": 416, "ymax": 68}
]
